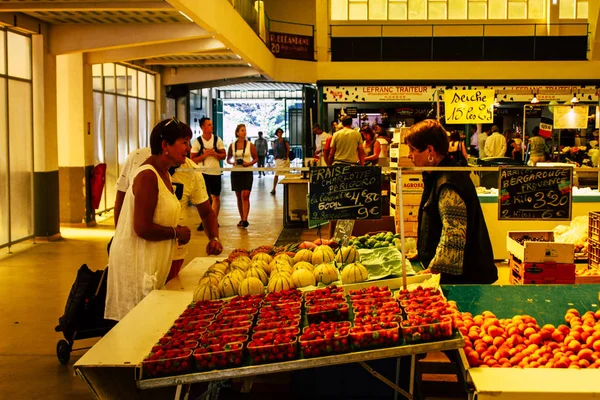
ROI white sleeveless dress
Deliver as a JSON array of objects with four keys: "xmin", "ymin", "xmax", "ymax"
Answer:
[{"xmin": 105, "ymin": 165, "xmax": 180, "ymax": 321}]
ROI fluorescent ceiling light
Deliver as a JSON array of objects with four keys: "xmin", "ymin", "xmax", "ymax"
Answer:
[
  {"xmin": 179, "ymin": 11, "xmax": 193, "ymax": 22},
  {"xmin": 530, "ymin": 94, "xmax": 539, "ymax": 104}
]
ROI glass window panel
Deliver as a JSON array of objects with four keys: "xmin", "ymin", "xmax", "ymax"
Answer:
[
  {"xmin": 489, "ymin": 0, "xmax": 506, "ymax": 18},
  {"xmin": 117, "ymin": 96, "xmax": 128, "ymax": 170},
  {"xmin": 469, "ymin": 1, "xmax": 487, "ymax": 19},
  {"xmin": 559, "ymin": 0, "xmax": 575, "ymax": 18},
  {"xmin": 92, "ymin": 64, "xmax": 103, "ymax": 91},
  {"xmin": 127, "ymin": 68, "xmax": 137, "ymax": 97},
  {"xmin": 93, "ymin": 92, "xmax": 104, "ymax": 165},
  {"xmin": 7, "ymin": 32, "xmax": 31, "ymax": 80},
  {"xmin": 369, "ymin": 0, "xmax": 388, "ymax": 19},
  {"xmin": 449, "ymin": 0, "xmax": 467, "ymax": 18},
  {"xmin": 147, "ymin": 74, "xmax": 156, "ymax": 100},
  {"xmin": 8, "ymin": 80, "xmax": 33, "ymax": 241},
  {"xmin": 116, "ymin": 64, "xmax": 127, "ymax": 95},
  {"xmin": 429, "ymin": 2, "xmax": 447, "ymax": 19},
  {"xmin": 331, "ymin": 0, "xmax": 349, "ymax": 20},
  {"xmin": 103, "ymin": 63, "xmax": 115, "ymax": 93},
  {"xmin": 577, "ymin": 1, "xmax": 588, "ymax": 18},
  {"xmin": 138, "ymin": 99, "xmax": 147, "ymax": 148},
  {"xmin": 148, "ymin": 101, "xmax": 156, "ymax": 138},
  {"xmin": 0, "ymin": 31, "xmax": 5, "ymax": 75},
  {"xmin": 128, "ymin": 97, "xmax": 138, "ymax": 151},
  {"xmin": 508, "ymin": 2, "xmax": 527, "ymax": 18},
  {"xmin": 103, "ymin": 94, "xmax": 117, "ymax": 212},
  {"xmin": 528, "ymin": 0, "xmax": 545, "ymax": 18},
  {"xmin": 389, "ymin": 2, "xmax": 408, "ymax": 19},
  {"xmin": 409, "ymin": 0, "xmax": 427, "ymax": 19},
  {"xmin": 349, "ymin": 2, "xmax": 368, "ymax": 19},
  {"xmin": 0, "ymin": 78, "xmax": 7, "ymax": 246},
  {"xmin": 138, "ymin": 72, "xmax": 147, "ymax": 99}
]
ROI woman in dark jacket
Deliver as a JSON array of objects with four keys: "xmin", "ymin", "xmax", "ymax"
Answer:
[{"xmin": 406, "ymin": 119, "xmax": 497, "ymax": 284}]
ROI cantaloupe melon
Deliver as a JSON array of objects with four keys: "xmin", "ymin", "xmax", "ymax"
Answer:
[
  {"xmin": 193, "ymin": 283, "xmax": 221, "ymax": 301},
  {"xmin": 252, "ymin": 252, "xmax": 273, "ymax": 264},
  {"xmin": 198, "ymin": 274, "xmax": 220, "ymax": 286},
  {"xmin": 267, "ymin": 274, "xmax": 294, "ymax": 292},
  {"xmin": 292, "ymin": 261, "xmax": 315, "ymax": 273},
  {"xmin": 291, "ymin": 269, "xmax": 316, "ymax": 288},
  {"xmin": 341, "ymin": 262, "xmax": 368, "ymax": 284},
  {"xmin": 335, "ymin": 246, "xmax": 360, "ymax": 265},
  {"xmin": 274, "ymin": 253, "xmax": 295, "ymax": 266},
  {"xmin": 246, "ymin": 266, "xmax": 268, "ymax": 285},
  {"xmin": 239, "ymin": 277, "xmax": 265, "ymax": 296},
  {"xmin": 230, "ymin": 256, "xmax": 252, "ymax": 272},
  {"xmin": 313, "ymin": 262, "xmax": 339, "ymax": 285},
  {"xmin": 293, "ymin": 249, "xmax": 313, "ymax": 264},
  {"xmin": 312, "ymin": 245, "xmax": 335, "ymax": 265},
  {"xmin": 218, "ymin": 275, "xmax": 240, "ymax": 297}
]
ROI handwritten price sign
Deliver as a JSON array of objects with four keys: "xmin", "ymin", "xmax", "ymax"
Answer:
[{"xmin": 445, "ymin": 90, "xmax": 494, "ymax": 124}]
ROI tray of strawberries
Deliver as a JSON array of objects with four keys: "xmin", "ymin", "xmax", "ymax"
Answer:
[
  {"xmin": 258, "ymin": 303, "xmax": 302, "ymax": 321},
  {"xmin": 219, "ymin": 307, "xmax": 259, "ymax": 318},
  {"xmin": 222, "ymin": 297, "xmax": 264, "ymax": 311},
  {"xmin": 142, "ymin": 348, "xmax": 194, "ymax": 378},
  {"xmin": 299, "ymin": 321, "xmax": 350, "ymax": 358},
  {"xmin": 304, "ymin": 285, "xmax": 345, "ymax": 299},
  {"xmin": 167, "ymin": 319, "xmax": 211, "ymax": 340},
  {"xmin": 208, "ymin": 315, "xmax": 253, "ymax": 332},
  {"xmin": 394, "ymin": 287, "xmax": 441, "ymax": 302},
  {"xmin": 353, "ymin": 301, "xmax": 403, "ymax": 324},
  {"xmin": 254, "ymin": 317, "xmax": 301, "ymax": 332},
  {"xmin": 247, "ymin": 328, "xmax": 299, "ymax": 364},
  {"xmin": 180, "ymin": 300, "xmax": 224, "ymax": 319},
  {"xmin": 349, "ymin": 321, "xmax": 400, "ymax": 350},
  {"xmin": 305, "ymin": 302, "xmax": 349, "ymax": 324},
  {"xmin": 152, "ymin": 337, "xmax": 198, "ymax": 352},
  {"xmin": 349, "ymin": 286, "xmax": 392, "ymax": 301},
  {"xmin": 198, "ymin": 331, "xmax": 249, "ymax": 348},
  {"xmin": 193, "ymin": 342, "xmax": 245, "ymax": 371},
  {"xmin": 400, "ymin": 315, "xmax": 453, "ymax": 344},
  {"xmin": 264, "ymin": 289, "xmax": 303, "ymax": 305}
]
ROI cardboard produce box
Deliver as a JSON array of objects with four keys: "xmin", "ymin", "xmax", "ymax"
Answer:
[{"xmin": 506, "ymin": 231, "xmax": 574, "ymax": 264}]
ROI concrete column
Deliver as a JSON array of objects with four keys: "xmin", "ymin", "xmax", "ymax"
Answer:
[
  {"xmin": 56, "ymin": 53, "xmax": 96, "ymax": 226},
  {"xmin": 588, "ymin": 0, "xmax": 600, "ymax": 60},
  {"xmin": 32, "ymin": 27, "xmax": 61, "ymax": 240},
  {"xmin": 315, "ymin": 0, "xmax": 329, "ymax": 62}
]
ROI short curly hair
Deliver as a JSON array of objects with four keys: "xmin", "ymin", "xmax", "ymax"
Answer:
[{"xmin": 405, "ymin": 119, "xmax": 449, "ymax": 156}]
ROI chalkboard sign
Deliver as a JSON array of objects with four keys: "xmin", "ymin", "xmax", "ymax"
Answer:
[
  {"xmin": 333, "ymin": 220, "xmax": 355, "ymax": 247},
  {"xmin": 498, "ymin": 167, "xmax": 572, "ymax": 221},
  {"xmin": 346, "ymin": 107, "xmax": 358, "ymax": 117},
  {"xmin": 309, "ymin": 165, "xmax": 382, "ymax": 221}
]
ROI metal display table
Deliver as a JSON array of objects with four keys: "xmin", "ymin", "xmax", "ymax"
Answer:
[
  {"xmin": 444, "ymin": 284, "xmax": 600, "ymax": 400},
  {"xmin": 74, "ymin": 257, "xmax": 462, "ymax": 399}
]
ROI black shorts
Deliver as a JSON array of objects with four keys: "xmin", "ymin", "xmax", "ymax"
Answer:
[
  {"xmin": 202, "ymin": 174, "xmax": 222, "ymax": 197},
  {"xmin": 231, "ymin": 171, "xmax": 253, "ymax": 192}
]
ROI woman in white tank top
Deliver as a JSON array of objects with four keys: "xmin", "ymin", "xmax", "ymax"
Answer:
[
  {"xmin": 227, "ymin": 124, "xmax": 258, "ymax": 228},
  {"xmin": 105, "ymin": 118, "xmax": 193, "ymax": 322}
]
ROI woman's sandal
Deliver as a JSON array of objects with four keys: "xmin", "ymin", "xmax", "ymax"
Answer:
[
  {"xmin": 237, "ymin": 220, "xmax": 244, "ymax": 227},
  {"xmin": 242, "ymin": 221, "xmax": 249, "ymax": 228}
]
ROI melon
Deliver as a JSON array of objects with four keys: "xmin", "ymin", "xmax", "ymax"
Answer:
[
  {"xmin": 313, "ymin": 262, "xmax": 339, "ymax": 285},
  {"xmin": 246, "ymin": 266, "xmax": 268, "ymax": 285},
  {"xmin": 193, "ymin": 283, "xmax": 221, "ymax": 301},
  {"xmin": 218, "ymin": 275, "xmax": 240, "ymax": 297},
  {"xmin": 269, "ymin": 269, "xmax": 292, "ymax": 280},
  {"xmin": 239, "ymin": 277, "xmax": 265, "ymax": 296},
  {"xmin": 312, "ymin": 245, "xmax": 335, "ymax": 265},
  {"xmin": 267, "ymin": 274, "xmax": 294, "ymax": 292},
  {"xmin": 251, "ymin": 260, "xmax": 269, "ymax": 272},
  {"xmin": 230, "ymin": 256, "xmax": 252, "ymax": 272},
  {"xmin": 198, "ymin": 274, "xmax": 220, "ymax": 286},
  {"xmin": 341, "ymin": 262, "xmax": 369, "ymax": 284},
  {"xmin": 252, "ymin": 252, "xmax": 273, "ymax": 264},
  {"xmin": 335, "ymin": 245, "xmax": 360, "ymax": 265},
  {"xmin": 292, "ymin": 261, "xmax": 315, "ymax": 273},
  {"xmin": 268, "ymin": 259, "xmax": 291, "ymax": 275},
  {"xmin": 274, "ymin": 253, "xmax": 295, "ymax": 266},
  {"xmin": 208, "ymin": 262, "xmax": 229, "ymax": 275},
  {"xmin": 227, "ymin": 269, "xmax": 246, "ymax": 282},
  {"xmin": 293, "ymin": 249, "xmax": 313, "ymax": 264},
  {"xmin": 292, "ymin": 269, "xmax": 316, "ymax": 288}
]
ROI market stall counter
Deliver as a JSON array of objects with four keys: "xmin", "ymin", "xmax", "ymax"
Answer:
[{"xmin": 74, "ymin": 257, "xmax": 463, "ymax": 400}]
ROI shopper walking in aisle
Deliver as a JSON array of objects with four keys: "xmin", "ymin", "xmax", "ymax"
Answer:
[
  {"xmin": 406, "ymin": 119, "xmax": 497, "ymax": 284},
  {"xmin": 312, "ymin": 124, "xmax": 331, "ymax": 166},
  {"xmin": 328, "ymin": 116, "xmax": 365, "ymax": 166},
  {"xmin": 114, "ymin": 148, "xmax": 222, "ymax": 281},
  {"xmin": 270, "ymin": 128, "xmax": 290, "ymax": 195},
  {"xmin": 360, "ymin": 126, "xmax": 381, "ymax": 165},
  {"xmin": 527, "ymin": 127, "xmax": 548, "ymax": 166},
  {"xmin": 254, "ymin": 131, "xmax": 268, "ymax": 177},
  {"xmin": 447, "ymin": 130, "xmax": 469, "ymax": 166},
  {"xmin": 190, "ymin": 117, "xmax": 226, "ymax": 231},
  {"xmin": 484, "ymin": 125, "xmax": 506, "ymax": 158},
  {"xmin": 105, "ymin": 118, "xmax": 193, "ymax": 322},
  {"xmin": 227, "ymin": 124, "xmax": 258, "ymax": 228}
]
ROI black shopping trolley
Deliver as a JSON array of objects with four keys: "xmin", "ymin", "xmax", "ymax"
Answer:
[{"xmin": 54, "ymin": 264, "xmax": 116, "ymax": 364}]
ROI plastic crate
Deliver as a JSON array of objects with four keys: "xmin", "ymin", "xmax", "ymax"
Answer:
[
  {"xmin": 254, "ymin": 317, "xmax": 301, "ymax": 332},
  {"xmin": 306, "ymin": 302, "xmax": 349, "ymax": 324},
  {"xmin": 247, "ymin": 337, "xmax": 298, "ymax": 364},
  {"xmin": 349, "ymin": 322, "xmax": 400, "ymax": 350},
  {"xmin": 299, "ymin": 331, "xmax": 350, "ymax": 358},
  {"xmin": 509, "ymin": 255, "xmax": 575, "ymax": 284},
  {"xmin": 193, "ymin": 342, "xmax": 244, "ymax": 371},
  {"xmin": 142, "ymin": 349, "xmax": 193, "ymax": 378},
  {"xmin": 400, "ymin": 317, "xmax": 453, "ymax": 344},
  {"xmin": 589, "ymin": 211, "xmax": 600, "ymax": 244}
]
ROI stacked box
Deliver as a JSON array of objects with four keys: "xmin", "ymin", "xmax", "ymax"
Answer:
[
  {"xmin": 390, "ymin": 172, "xmax": 422, "ymax": 238},
  {"xmin": 506, "ymin": 231, "xmax": 575, "ymax": 285},
  {"xmin": 588, "ymin": 212, "xmax": 600, "ymax": 269}
]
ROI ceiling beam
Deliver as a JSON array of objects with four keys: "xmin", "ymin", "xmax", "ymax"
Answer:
[
  {"xmin": 85, "ymin": 37, "xmax": 226, "ymax": 64},
  {"xmin": 50, "ymin": 23, "xmax": 208, "ymax": 55},
  {"xmin": 144, "ymin": 59, "xmax": 246, "ymax": 66},
  {"xmin": 162, "ymin": 66, "xmax": 260, "ymax": 86},
  {"xmin": 0, "ymin": 2, "xmax": 172, "ymax": 11}
]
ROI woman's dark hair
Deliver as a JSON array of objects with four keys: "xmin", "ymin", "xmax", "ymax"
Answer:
[
  {"xmin": 405, "ymin": 119, "xmax": 449, "ymax": 156},
  {"xmin": 275, "ymin": 128, "xmax": 284, "ymax": 135},
  {"xmin": 235, "ymin": 124, "xmax": 246, "ymax": 138},
  {"xmin": 150, "ymin": 118, "xmax": 192, "ymax": 155},
  {"xmin": 449, "ymin": 130, "xmax": 461, "ymax": 142},
  {"xmin": 532, "ymin": 126, "xmax": 540, "ymax": 137},
  {"xmin": 361, "ymin": 127, "xmax": 375, "ymax": 140}
]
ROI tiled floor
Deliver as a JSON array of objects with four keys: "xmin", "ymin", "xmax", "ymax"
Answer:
[{"xmin": 0, "ymin": 173, "xmax": 509, "ymax": 399}]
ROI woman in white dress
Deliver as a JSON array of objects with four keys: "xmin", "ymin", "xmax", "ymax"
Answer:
[{"xmin": 105, "ymin": 118, "xmax": 192, "ymax": 322}]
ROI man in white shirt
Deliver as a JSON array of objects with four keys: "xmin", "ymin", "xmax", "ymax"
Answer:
[
  {"xmin": 469, "ymin": 126, "xmax": 479, "ymax": 156},
  {"xmin": 190, "ymin": 117, "xmax": 226, "ymax": 231},
  {"xmin": 114, "ymin": 147, "xmax": 222, "ymax": 279},
  {"xmin": 478, "ymin": 128, "xmax": 489, "ymax": 159},
  {"xmin": 484, "ymin": 126, "xmax": 507, "ymax": 158},
  {"xmin": 312, "ymin": 124, "xmax": 331, "ymax": 166}
]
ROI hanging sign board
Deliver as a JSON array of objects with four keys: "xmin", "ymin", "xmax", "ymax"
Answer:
[
  {"xmin": 444, "ymin": 89, "xmax": 494, "ymax": 124},
  {"xmin": 345, "ymin": 107, "xmax": 358, "ymax": 117},
  {"xmin": 323, "ymin": 86, "xmax": 437, "ymax": 103},
  {"xmin": 269, "ymin": 32, "xmax": 314, "ymax": 61},
  {"xmin": 309, "ymin": 166, "xmax": 382, "ymax": 221},
  {"xmin": 306, "ymin": 195, "xmax": 328, "ymax": 229},
  {"xmin": 553, "ymin": 105, "xmax": 589, "ymax": 129},
  {"xmin": 333, "ymin": 220, "xmax": 356, "ymax": 247},
  {"xmin": 539, "ymin": 122, "xmax": 553, "ymax": 139},
  {"xmin": 498, "ymin": 167, "xmax": 572, "ymax": 221}
]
